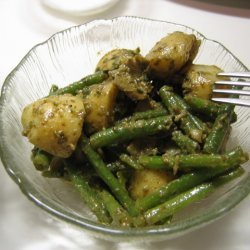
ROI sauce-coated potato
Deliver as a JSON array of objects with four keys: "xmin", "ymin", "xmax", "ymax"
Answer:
[
  {"xmin": 84, "ymin": 80, "xmax": 118, "ymax": 133},
  {"xmin": 21, "ymin": 94, "xmax": 85, "ymax": 158},
  {"xmin": 182, "ymin": 64, "xmax": 228, "ymax": 99},
  {"xmin": 96, "ymin": 48, "xmax": 151, "ymax": 100},
  {"xmin": 96, "ymin": 49, "xmax": 140, "ymax": 72},
  {"xmin": 146, "ymin": 31, "xmax": 200, "ymax": 80},
  {"xmin": 129, "ymin": 169, "xmax": 174, "ymax": 199}
]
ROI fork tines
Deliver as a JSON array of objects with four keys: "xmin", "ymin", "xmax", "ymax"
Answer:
[
  {"xmin": 217, "ymin": 72, "xmax": 250, "ymax": 78},
  {"xmin": 212, "ymin": 72, "xmax": 250, "ymax": 107}
]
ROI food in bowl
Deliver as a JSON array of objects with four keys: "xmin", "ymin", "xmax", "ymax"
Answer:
[{"xmin": 20, "ymin": 31, "xmax": 248, "ymax": 228}]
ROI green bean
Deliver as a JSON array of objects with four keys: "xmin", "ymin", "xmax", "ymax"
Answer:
[
  {"xmin": 163, "ymin": 146, "xmax": 182, "ymax": 157},
  {"xmin": 31, "ymin": 148, "xmax": 52, "ymax": 171},
  {"xmin": 119, "ymin": 154, "xmax": 143, "ymax": 170},
  {"xmin": 99, "ymin": 189, "xmax": 132, "ymax": 227},
  {"xmin": 159, "ymin": 86, "xmax": 207, "ymax": 143},
  {"xmin": 172, "ymin": 130, "xmax": 200, "ymax": 154},
  {"xmin": 42, "ymin": 156, "xmax": 64, "ymax": 178},
  {"xmin": 49, "ymin": 71, "xmax": 108, "ymax": 96},
  {"xmin": 118, "ymin": 108, "xmax": 168, "ymax": 124},
  {"xmin": 116, "ymin": 170, "xmax": 130, "ymax": 189},
  {"xmin": 168, "ymin": 90, "xmax": 207, "ymax": 132},
  {"xmin": 138, "ymin": 146, "xmax": 248, "ymax": 170},
  {"xmin": 174, "ymin": 94, "xmax": 207, "ymax": 137},
  {"xmin": 90, "ymin": 115, "xmax": 173, "ymax": 149},
  {"xmin": 184, "ymin": 95, "xmax": 221, "ymax": 120},
  {"xmin": 203, "ymin": 105, "xmax": 234, "ymax": 154},
  {"xmin": 81, "ymin": 136, "xmax": 139, "ymax": 216},
  {"xmin": 106, "ymin": 161, "xmax": 127, "ymax": 172},
  {"xmin": 31, "ymin": 148, "xmax": 65, "ymax": 177},
  {"xmin": 143, "ymin": 183, "xmax": 214, "ymax": 225},
  {"xmin": 49, "ymin": 84, "xmax": 59, "ymax": 95},
  {"xmin": 142, "ymin": 167, "xmax": 244, "ymax": 225},
  {"xmin": 65, "ymin": 163, "xmax": 111, "ymax": 224},
  {"xmin": 135, "ymin": 165, "xmax": 238, "ymax": 212},
  {"xmin": 213, "ymin": 166, "xmax": 245, "ymax": 185},
  {"xmin": 184, "ymin": 95, "xmax": 237, "ymax": 123}
]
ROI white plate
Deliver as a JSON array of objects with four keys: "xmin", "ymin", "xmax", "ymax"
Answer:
[{"xmin": 42, "ymin": 0, "xmax": 120, "ymax": 16}]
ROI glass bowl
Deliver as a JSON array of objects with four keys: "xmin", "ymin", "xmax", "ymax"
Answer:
[{"xmin": 0, "ymin": 16, "xmax": 250, "ymax": 242}]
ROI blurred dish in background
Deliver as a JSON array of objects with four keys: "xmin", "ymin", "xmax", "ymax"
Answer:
[{"xmin": 42, "ymin": 0, "xmax": 120, "ymax": 16}]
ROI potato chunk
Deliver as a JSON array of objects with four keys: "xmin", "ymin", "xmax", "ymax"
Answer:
[
  {"xmin": 84, "ymin": 80, "xmax": 118, "ymax": 133},
  {"xmin": 96, "ymin": 48, "xmax": 151, "ymax": 101},
  {"xmin": 129, "ymin": 169, "xmax": 174, "ymax": 199},
  {"xmin": 21, "ymin": 94, "xmax": 85, "ymax": 158},
  {"xmin": 96, "ymin": 48, "xmax": 140, "ymax": 72},
  {"xmin": 110, "ymin": 62, "xmax": 151, "ymax": 101},
  {"xmin": 146, "ymin": 31, "xmax": 200, "ymax": 80},
  {"xmin": 182, "ymin": 64, "xmax": 228, "ymax": 100}
]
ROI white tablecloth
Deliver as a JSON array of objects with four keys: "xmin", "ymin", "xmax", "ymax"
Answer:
[{"xmin": 1, "ymin": 0, "xmax": 250, "ymax": 249}]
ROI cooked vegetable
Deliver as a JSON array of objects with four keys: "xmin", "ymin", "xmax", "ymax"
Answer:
[
  {"xmin": 66, "ymin": 162, "xmax": 111, "ymax": 224},
  {"xmin": 50, "ymin": 71, "xmax": 108, "ymax": 96},
  {"xmin": 134, "ymin": 165, "xmax": 234, "ymax": 212},
  {"xmin": 81, "ymin": 136, "xmax": 139, "ymax": 216},
  {"xmin": 184, "ymin": 95, "xmax": 237, "ymax": 122},
  {"xmin": 83, "ymin": 80, "xmax": 118, "ymax": 133},
  {"xmin": 172, "ymin": 130, "xmax": 200, "ymax": 153},
  {"xmin": 138, "ymin": 147, "xmax": 248, "ymax": 170},
  {"xmin": 184, "ymin": 95, "xmax": 223, "ymax": 120},
  {"xmin": 90, "ymin": 115, "xmax": 173, "ymax": 149},
  {"xmin": 182, "ymin": 64, "xmax": 229, "ymax": 100},
  {"xmin": 49, "ymin": 84, "xmax": 59, "ymax": 95},
  {"xmin": 96, "ymin": 48, "xmax": 141, "ymax": 72},
  {"xmin": 117, "ymin": 107, "xmax": 168, "ymax": 124},
  {"xmin": 146, "ymin": 31, "xmax": 200, "ymax": 80},
  {"xmin": 97, "ymin": 48, "xmax": 151, "ymax": 100},
  {"xmin": 119, "ymin": 154, "xmax": 143, "ymax": 170},
  {"xmin": 100, "ymin": 189, "xmax": 132, "ymax": 227},
  {"xmin": 203, "ymin": 105, "xmax": 234, "ymax": 153},
  {"xmin": 159, "ymin": 85, "xmax": 207, "ymax": 143},
  {"xmin": 31, "ymin": 148, "xmax": 52, "ymax": 171},
  {"xmin": 21, "ymin": 94, "xmax": 85, "ymax": 158},
  {"xmin": 126, "ymin": 137, "xmax": 159, "ymax": 157},
  {"xmin": 129, "ymin": 169, "xmax": 174, "ymax": 200},
  {"xmin": 141, "ymin": 167, "xmax": 245, "ymax": 225},
  {"xmin": 109, "ymin": 55, "xmax": 151, "ymax": 100},
  {"xmin": 21, "ymin": 31, "xmax": 248, "ymax": 228}
]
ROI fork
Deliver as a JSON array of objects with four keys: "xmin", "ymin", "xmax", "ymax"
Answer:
[{"xmin": 212, "ymin": 72, "xmax": 250, "ymax": 107}]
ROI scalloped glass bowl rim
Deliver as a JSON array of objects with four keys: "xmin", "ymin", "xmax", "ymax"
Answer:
[{"xmin": 0, "ymin": 16, "xmax": 250, "ymax": 241}]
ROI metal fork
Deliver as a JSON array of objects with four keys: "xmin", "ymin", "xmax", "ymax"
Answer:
[{"xmin": 212, "ymin": 72, "xmax": 250, "ymax": 107}]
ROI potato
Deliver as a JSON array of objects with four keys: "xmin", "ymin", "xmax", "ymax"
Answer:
[
  {"xmin": 129, "ymin": 169, "xmax": 174, "ymax": 199},
  {"xmin": 96, "ymin": 48, "xmax": 151, "ymax": 101},
  {"xmin": 182, "ymin": 64, "xmax": 229, "ymax": 100},
  {"xmin": 109, "ymin": 55, "xmax": 151, "ymax": 101},
  {"xmin": 146, "ymin": 31, "xmax": 200, "ymax": 80},
  {"xmin": 110, "ymin": 65, "xmax": 151, "ymax": 101},
  {"xmin": 96, "ymin": 48, "xmax": 140, "ymax": 72},
  {"xmin": 21, "ymin": 94, "xmax": 85, "ymax": 158},
  {"xmin": 83, "ymin": 80, "xmax": 118, "ymax": 133}
]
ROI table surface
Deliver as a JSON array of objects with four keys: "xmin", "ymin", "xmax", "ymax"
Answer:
[{"xmin": 1, "ymin": 0, "xmax": 250, "ymax": 249}]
